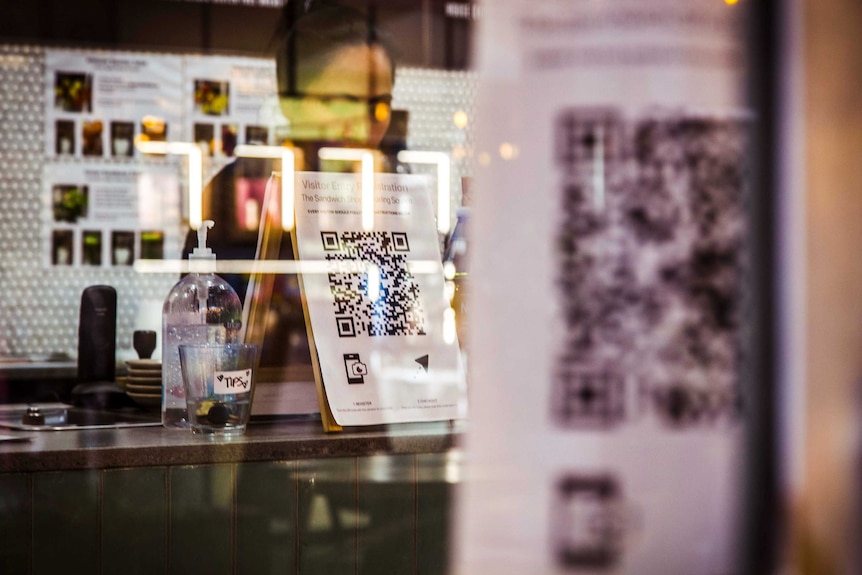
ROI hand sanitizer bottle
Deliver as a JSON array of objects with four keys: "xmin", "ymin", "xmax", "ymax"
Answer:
[{"xmin": 161, "ymin": 220, "xmax": 242, "ymax": 428}]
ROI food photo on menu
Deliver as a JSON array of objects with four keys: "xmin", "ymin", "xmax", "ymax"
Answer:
[
  {"xmin": 82, "ymin": 120, "xmax": 104, "ymax": 156},
  {"xmin": 194, "ymin": 123, "xmax": 215, "ymax": 155},
  {"xmin": 221, "ymin": 124, "xmax": 238, "ymax": 156},
  {"xmin": 141, "ymin": 115, "xmax": 167, "ymax": 141},
  {"xmin": 110, "ymin": 121, "xmax": 134, "ymax": 157},
  {"xmin": 111, "ymin": 231, "xmax": 135, "ymax": 267},
  {"xmin": 51, "ymin": 230, "xmax": 73, "ymax": 266},
  {"xmin": 245, "ymin": 125, "xmax": 269, "ymax": 145},
  {"xmin": 55, "ymin": 120, "xmax": 75, "ymax": 155},
  {"xmin": 82, "ymin": 230, "xmax": 102, "ymax": 266},
  {"xmin": 140, "ymin": 231, "xmax": 165, "ymax": 260},
  {"xmin": 54, "ymin": 71, "xmax": 92, "ymax": 112},
  {"xmin": 51, "ymin": 184, "xmax": 88, "ymax": 224},
  {"xmin": 194, "ymin": 79, "xmax": 230, "ymax": 116}
]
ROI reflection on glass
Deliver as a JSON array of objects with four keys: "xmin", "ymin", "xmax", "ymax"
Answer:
[{"xmin": 453, "ymin": 110, "xmax": 469, "ymax": 129}]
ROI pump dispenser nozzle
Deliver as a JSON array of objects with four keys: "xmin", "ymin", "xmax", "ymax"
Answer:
[
  {"xmin": 188, "ymin": 219, "xmax": 216, "ymax": 274},
  {"xmin": 191, "ymin": 220, "xmax": 216, "ymax": 261}
]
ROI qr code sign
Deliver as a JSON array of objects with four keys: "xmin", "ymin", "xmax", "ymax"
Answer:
[
  {"xmin": 552, "ymin": 108, "xmax": 749, "ymax": 428},
  {"xmin": 323, "ymin": 231, "xmax": 427, "ymax": 337}
]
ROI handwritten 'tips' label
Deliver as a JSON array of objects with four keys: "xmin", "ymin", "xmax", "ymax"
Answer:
[{"xmin": 214, "ymin": 369, "xmax": 252, "ymax": 395}]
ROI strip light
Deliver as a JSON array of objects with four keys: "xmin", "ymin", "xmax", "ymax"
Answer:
[
  {"xmin": 396, "ymin": 150, "xmax": 451, "ymax": 234},
  {"xmin": 318, "ymin": 147, "xmax": 376, "ymax": 231},
  {"xmin": 135, "ymin": 140, "xmax": 204, "ymax": 229},
  {"xmin": 235, "ymin": 145, "xmax": 296, "ymax": 230},
  {"xmin": 133, "ymin": 258, "xmax": 444, "ymax": 275}
]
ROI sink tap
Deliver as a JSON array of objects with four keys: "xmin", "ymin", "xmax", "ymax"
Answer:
[{"xmin": 21, "ymin": 406, "xmax": 45, "ymax": 426}]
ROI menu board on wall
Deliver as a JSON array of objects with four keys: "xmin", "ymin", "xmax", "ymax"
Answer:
[
  {"xmin": 291, "ymin": 171, "xmax": 467, "ymax": 429},
  {"xmin": 183, "ymin": 55, "xmax": 284, "ymax": 157},
  {"xmin": 456, "ymin": 1, "xmax": 749, "ymax": 574},
  {"xmin": 44, "ymin": 50, "xmax": 183, "ymax": 159},
  {"xmin": 42, "ymin": 163, "xmax": 182, "ymax": 268}
]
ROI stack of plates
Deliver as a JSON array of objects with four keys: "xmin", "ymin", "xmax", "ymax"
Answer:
[{"xmin": 125, "ymin": 359, "xmax": 162, "ymax": 409}]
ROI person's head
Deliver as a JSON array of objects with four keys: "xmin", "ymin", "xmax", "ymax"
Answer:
[{"xmin": 275, "ymin": 0, "xmax": 395, "ymax": 146}]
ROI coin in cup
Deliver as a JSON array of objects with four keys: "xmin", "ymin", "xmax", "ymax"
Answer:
[{"xmin": 178, "ymin": 343, "xmax": 259, "ymax": 436}]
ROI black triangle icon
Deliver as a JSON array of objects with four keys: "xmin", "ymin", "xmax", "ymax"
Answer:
[{"xmin": 415, "ymin": 354, "xmax": 429, "ymax": 372}]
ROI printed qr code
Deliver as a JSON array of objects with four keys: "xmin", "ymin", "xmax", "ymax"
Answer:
[
  {"xmin": 323, "ymin": 230, "xmax": 427, "ymax": 337},
  {"xmin": 552, "ymin": 108, "xmax": 749, "ymax": 427}
]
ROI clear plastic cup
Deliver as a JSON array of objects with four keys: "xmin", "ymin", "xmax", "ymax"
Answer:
[{"xmin": 178, "ymin": 343, "xmax": 259, "ymax": 436}]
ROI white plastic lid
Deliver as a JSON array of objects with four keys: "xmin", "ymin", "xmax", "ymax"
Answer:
[{"xmin": 190, "ymin": 220, "xmax": 216, "ymax": 261}]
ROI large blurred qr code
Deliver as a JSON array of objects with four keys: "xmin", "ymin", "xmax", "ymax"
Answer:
[
  {"xmin": 553, "ymin": 108, "xmax": 749, "ymax": 428},
  {"xmin": 322, "ymin": 230, "xmax": 427, "ymax": 337}
]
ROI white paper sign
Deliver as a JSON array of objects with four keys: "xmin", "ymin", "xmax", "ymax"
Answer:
[
  {"xmin": 45, "ymin": 49, "xmax": 183, "ymax": 158},
  {"xmin": 215, "ymin": 369, "xmax": 253, "ymax": 395},
  {"xmin": 42, "ymin": 162, "xmax": 182, "ymax": 268},
  {"xmin": 293, "ymin": 171, "xmax": 467, "ymax": 426}
]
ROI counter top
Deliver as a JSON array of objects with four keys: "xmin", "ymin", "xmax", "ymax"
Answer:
[
  {"xmin": 0, "ymin": 418, "xmax": 463, "ymax": 473},
  {"xmin": 0, "ymin": 359, "xmax": 76, "ymax": 379}
]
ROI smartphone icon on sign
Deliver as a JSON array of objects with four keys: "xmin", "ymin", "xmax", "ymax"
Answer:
[
  {"xmin": 552, "ymin": 474, "xmax": 623, "ymax": 569},
  {"xmin": 343, "ymin": 353, "xmax": 368, "ymax": 384}
]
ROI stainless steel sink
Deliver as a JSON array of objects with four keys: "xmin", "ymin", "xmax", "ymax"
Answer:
[{"xmin": 0, "ymin": 403, "xmax": 161, "ymax": 431}]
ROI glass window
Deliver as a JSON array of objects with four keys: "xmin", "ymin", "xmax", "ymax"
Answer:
[{"xmin": 0, "ymin": 1, "xmax": 476, "ymax": 404}]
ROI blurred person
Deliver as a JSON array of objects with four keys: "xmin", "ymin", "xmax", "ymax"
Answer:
[
  {"xmin": 275, "ymin": 0, "xmax": 395, "ymax": 150},
  {"xmin": 193, "ymin": 0, "xmax": 397, "ymax": 282},
  {"xmin": 185, "ymin": 0, "xmax": 400, "ymax": 366}
]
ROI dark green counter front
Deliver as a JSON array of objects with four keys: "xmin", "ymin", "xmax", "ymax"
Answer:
[{"xmin": 0, "ymin": 421, "xmax": 463, "ymax": 575}]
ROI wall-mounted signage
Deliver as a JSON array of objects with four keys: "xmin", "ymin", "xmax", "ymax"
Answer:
[
  {"xmin": 45, "ymin": 50, "xmax": 183, "ymax": 159},
  {"xmin": 183, "ymin": 56, "xmax": 284, "ymax": 158},
  {"xmin": 42, "ymin": 162, "xmax": 182, "ymax": 269}
]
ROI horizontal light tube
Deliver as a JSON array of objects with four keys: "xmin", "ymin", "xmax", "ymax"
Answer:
[{"xmin": 134, "ymin": 259, "xmax": 443, "ymax": 275}]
